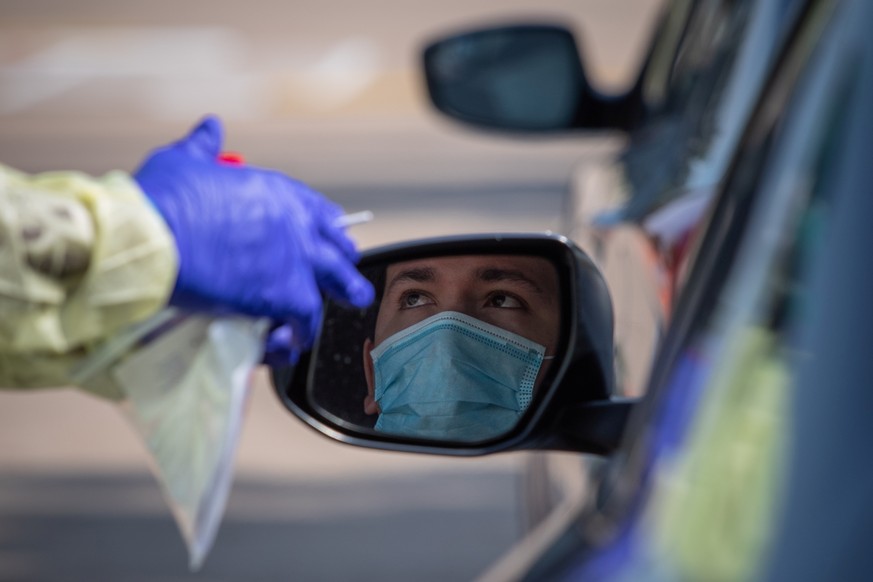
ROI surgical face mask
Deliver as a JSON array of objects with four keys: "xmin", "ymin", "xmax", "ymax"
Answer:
[{"xmin": 371, "ymin": 311, "xmax": 548, "ymax": 442}]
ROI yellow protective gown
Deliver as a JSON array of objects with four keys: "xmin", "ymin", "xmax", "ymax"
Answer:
[{"xmin": 0, "ymin": 163, "xmax": 178, "ymax": 394}]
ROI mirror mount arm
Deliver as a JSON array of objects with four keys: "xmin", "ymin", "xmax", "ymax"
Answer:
[
  {"xmin": 574, "ymin": 85, "xmax": 644, "ymax": 132},
  {"xmin": 548, "ymin": 398, "xmax": 638, "ymax": 455}
]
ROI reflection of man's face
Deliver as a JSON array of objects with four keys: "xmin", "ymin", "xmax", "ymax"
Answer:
[{"xmin": 363, "ymin": 254, "xmax": 561, "ymax": 414}]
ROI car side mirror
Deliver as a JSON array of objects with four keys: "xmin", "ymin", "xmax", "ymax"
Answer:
[
  {"xmin": 271, "ymin": 234, "xmax": 636, "ymax": 456},
  {"xmin": 423, "ymin": 24, "xmax": 641, "ymax": 132}
]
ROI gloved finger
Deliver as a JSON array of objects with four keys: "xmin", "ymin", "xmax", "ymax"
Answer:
[
  {"xmin": 267, "ymin": 271, "xmax": 323, "ymax": 350},
  {"xmin": 320, "ymin": 219, "xmax": 361, "ymax": 264},
  {"xmin": 175, "ymin": 115, "xmax": 224, "ymax": 161},
  {"xmin": 310, "ymin": 243, "xmax": 375, "ymax": 309},
  {"xmin": 286, "ymin": 309, "xmax": 319, "ymax": 352},
  {"xmin": 262, "ymin": 324, "xmax": 301, "ymax": 366},
  {"xmin": 260, "ymin": 306, "xmax": 319, "ymax": 353},
  {"xmin": 285, "ymin": 179, "xmax": 359, "ymax": 262},
  {"xmin": 319, "ymin": 205, "xmax": 360, "ymax": 263},
  {"xmin": 266, "ymin": 306, "xmax": 320, "ymax": 352}
]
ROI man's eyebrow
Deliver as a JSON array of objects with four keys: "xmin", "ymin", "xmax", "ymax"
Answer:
[
  {"xmin": 477, "ymin": 268, "xmax": 544, "ymax": 293},
  {"xmin": 386, "ymin": 266, "xmax": 436, "ymax": 295}
]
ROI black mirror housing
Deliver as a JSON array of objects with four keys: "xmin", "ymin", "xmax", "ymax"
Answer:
[
  {"xmin": 271, "ymin": 234, "xmax": 632, "ymax": 456},
  {"xmin": 423, "ymin": 24, "xmax": 642, "ymax": 133}
]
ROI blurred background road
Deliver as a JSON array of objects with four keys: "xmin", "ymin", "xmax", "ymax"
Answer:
[{"xmin": 0, "ymin": 1, "xmax": 661, "ymax": 580}]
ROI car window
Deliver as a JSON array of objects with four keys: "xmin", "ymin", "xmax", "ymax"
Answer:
[
  {"xmin": 552, "ymin": 0, "xmax": 858, "ymax": 579},
  {"xmin": 582, "ymin": 0, "xmax": 793, "ymax": 400},
  {"xmin": 621, "ymin": 0, "xmax": 787, "ymax": 220},
  {"xmin": 623, "ymin": 3, "xmax": 858, "ymax": 578},
  {"xmin": 639, "ymin": 0, "xmax": 752, "ymax": 120},
  {"xmin": 659, "ymin": 0, "xmax": 748, "ymax": 115},
  {"xmin": 640, "ymin": 0, "xmax": 696, "ymax": 108},
  {"xmin": 680, "ymin": 0, "xmax": 791, "ymax": 190}
]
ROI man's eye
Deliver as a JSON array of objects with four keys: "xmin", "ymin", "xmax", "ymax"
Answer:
[
  {"xmin": 487, "ymin": 293, "xmax": 524, "ymax": 309},
  {"xmin": 399, "ymin": 291, "xmax": 434, "ymax": 309}
]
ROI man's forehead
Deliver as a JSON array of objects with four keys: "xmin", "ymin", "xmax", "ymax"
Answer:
[{"xmin": 386, "ymin": 255, "xmax": 553, "ymax": 278}]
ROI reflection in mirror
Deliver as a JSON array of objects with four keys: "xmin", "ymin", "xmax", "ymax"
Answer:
[{"xmin": 310, "ymin": 254, "xmax": 563, "ymax": 443}]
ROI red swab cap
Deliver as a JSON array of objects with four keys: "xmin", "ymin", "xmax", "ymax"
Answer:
[{"xmin": 217, "ymin": 151, "xmax": 246, "ymax": 166}]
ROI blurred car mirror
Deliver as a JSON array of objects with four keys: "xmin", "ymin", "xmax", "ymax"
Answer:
[
  {"xmin": 423, "ymin": 24, "xmax": 641, "ymax": 132},
  {"xmin": 272, "ymin": 234, "xmax": 635, "ymax": 456}
]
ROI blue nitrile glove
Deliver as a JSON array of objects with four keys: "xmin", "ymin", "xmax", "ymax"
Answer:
[{"xmin": 134, "ymin": 115, "xmax": 374, "ymax": 360}]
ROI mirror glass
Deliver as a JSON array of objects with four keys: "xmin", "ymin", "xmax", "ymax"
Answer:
[
  {"xmin": 308, "ymin": 253, "xmax": 565, "ymax": 443},
  {"xmin": 424, "ymin": 26, "xmax": 585, "ymax": 130}
]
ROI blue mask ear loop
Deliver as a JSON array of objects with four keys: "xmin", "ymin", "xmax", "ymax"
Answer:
[{"xmin": 544, "ymin": 356, "xmax": 557, "ymax": 360}]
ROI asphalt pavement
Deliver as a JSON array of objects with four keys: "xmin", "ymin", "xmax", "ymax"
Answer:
[{"xmin": 0, "ymin": 471, "xmax": 521, "ymax": 581}]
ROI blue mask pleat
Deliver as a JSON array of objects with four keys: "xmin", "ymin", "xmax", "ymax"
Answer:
[{"xmin": 372, "ymin": 311, "xmax": 546, "ymax": 442}]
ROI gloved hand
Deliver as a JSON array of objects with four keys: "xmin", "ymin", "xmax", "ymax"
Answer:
[{"xmin": 134, "ymin": 116, "xmax": 374, "ymax": 359}]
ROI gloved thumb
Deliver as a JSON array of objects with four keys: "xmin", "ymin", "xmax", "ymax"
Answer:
[{"xmin": 177, "ymin": 115, "xmax": 224, "ymax": 160}]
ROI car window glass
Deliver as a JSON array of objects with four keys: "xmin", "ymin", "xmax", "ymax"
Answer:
[
  {"xmin": 681, "ymin": 0, "xmax": 790, "ymax": 189},
  {"xmin": 641, "ymin": 0, "xmax": 695, "ymax": 107},
  {"xmin": 600, "ymin": 0, "xmax": 790, "ymax": 400},
  {"xmin": 642, "ymin": 0, "xmax": 754, "ymax": 115},
  {"xmin": 621, "ymin": 0, "xmax": 767, "ymax": 220},
  {"xmin": 574, "ymin": 1, "xmax": 852, "ymax": 579},
  {"xmin": 661, "ymin": 0, "xmax": 745, "ymax": 113}
]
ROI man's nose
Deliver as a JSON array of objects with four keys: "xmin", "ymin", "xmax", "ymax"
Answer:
[{"xmin": 442, "ymin": 294, "xmax": 479, "ymax": 319}]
